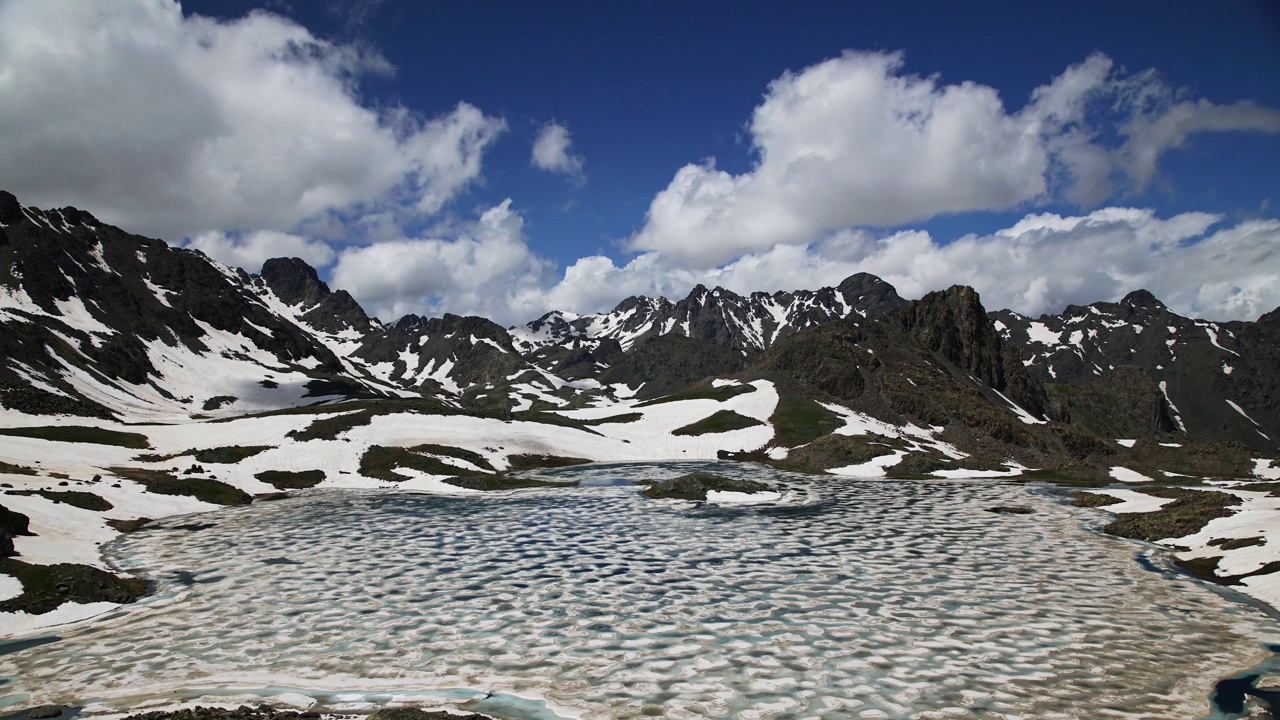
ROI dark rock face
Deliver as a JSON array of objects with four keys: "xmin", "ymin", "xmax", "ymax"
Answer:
[
  {"xmin": 259, "ymin": 257, "xmax": 326, "ymax": 306},
  {"xmin": 598, "ymin": 335, "xmax": 753, "ymax": 399},
  {"xmin": 0, "ymin": 191, "xmax": 24, "ymax": 224},
  {"xmin": 993, "ymin": 289, "xmax": 1280, "ymax": 452},
  {"xmin": 1045, "ymin": 365, "xmax": 1177, "ymax": 437},
  {"xmin": 261, "ymin": 257, "xmax": 372, "ymax": 334},
  {"xmin": 892, "ymin": 286, "xmax": 1047, "ymax": 419},
  {"xmin": 0, "ymin": 504, "xmax": 34, "ymax": 538}
]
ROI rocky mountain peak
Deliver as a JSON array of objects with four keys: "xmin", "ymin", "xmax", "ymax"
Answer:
[
  {"xmin": 1256, "ymin": 306, "xmax": 1280, "ymax": 332},
  {"xmin": 1121, "ymin": 289, "xmax": 1167, "ymax": 311},
  {"xmin": 894, "ymin": 286, "xmax": 1005, "ymax": 388},
  {"xmin": 0, "ymin": 191, "xmax": 23, "ymax": 226},
  {"xmin": 260, "ymin": 257, "xmax": 371, "ymax": 335},
  {"xmin": 837, "ymin": 272, "xmax": 906, "ymax": 316},
  {"xmin": 260, "ymin": 257, "xmax": 331, "ymax": 307}
]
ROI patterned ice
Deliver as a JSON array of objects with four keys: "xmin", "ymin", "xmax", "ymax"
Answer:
[{"xmin": 2, "ymin": 462, "xmax": 1278, "ymax": 720}]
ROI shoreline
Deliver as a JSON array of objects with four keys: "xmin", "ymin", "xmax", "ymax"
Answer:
[
  {"xmin": 2, "ymin": 417, "xmax": 1280, "ymax": 712},
  {"xmin": 0, "ymin": 468, "xmax": 1274, "ymax": 717}
]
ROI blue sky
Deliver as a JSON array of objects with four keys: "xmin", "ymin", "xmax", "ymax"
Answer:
[
  {"xmin": 189, "ymin": 0, "xmax": 1280, "ymax": 258},
  {"xmin": 1, "ymin": 0, "xmax": 1278, "ymax": 323}
]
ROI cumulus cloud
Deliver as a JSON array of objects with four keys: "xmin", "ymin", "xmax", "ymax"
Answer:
[
  {"xmin": 555, "ymin": 208, "xmax": 1280, "ymax": 323},
  {"xmin": 531, "ymin": 122, "xmax": 585, "ymax": 182},
  {"xmin": 627, "ymin": 51, "xmax": 1280, "ymax": 267},
  {"xmin": 331, "ymin": 200, "xmax": 556, "ymax": 325},
  {"xmin": 185, "ymin": 231, "xmax": 336, "ymax": 273},
  {"xmin": 0, "ymin": 0, "xmax": 505, "ymax": 241},
  {"xmin": 330, "ymin": 200, "xmax": 1280, "ymax": 326}
]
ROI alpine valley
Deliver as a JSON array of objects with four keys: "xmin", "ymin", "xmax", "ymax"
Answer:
[{"xmin": 2, "ymin": 192, "xmax": 1280, "ymax": 718}]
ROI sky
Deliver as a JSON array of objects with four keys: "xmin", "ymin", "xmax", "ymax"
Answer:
[{"xmin": 1, "ymin": 0, "xmax": 1278, "ymax": 326}]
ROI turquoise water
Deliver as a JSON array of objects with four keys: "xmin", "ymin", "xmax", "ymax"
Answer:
[{"xmin": 2, "ymin": 462, "xmax": 1278, "ymax": 719}]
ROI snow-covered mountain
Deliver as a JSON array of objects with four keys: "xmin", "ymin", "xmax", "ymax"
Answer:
[
  {"xmin": 992, "ymin": 290, "xmax": 1280, "ymax": 450},
  {"xmin": 511, "ymin": 273, "xmax": 906, "ymax": 354},
  {"xmin": 2, "ymin": 190, "xmax": 1277, "ymax": 453}
]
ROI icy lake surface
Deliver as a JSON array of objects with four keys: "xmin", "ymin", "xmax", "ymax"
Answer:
[{"xmin": 4, "ymin": 462, "xmax": 1280, "ymax": 719}]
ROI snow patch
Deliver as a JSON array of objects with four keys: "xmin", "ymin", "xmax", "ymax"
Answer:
[
  {"xmin": 1109, "ymin": 466, "xmax": 1154, "ymax": 483},
  {"xmin": 1158, "ymin": 381, "xmax": 1187, "ymax": 433},
  {"xmin": 1025, "ymin": 322, "xmax": 1062, "ymax": 346}
]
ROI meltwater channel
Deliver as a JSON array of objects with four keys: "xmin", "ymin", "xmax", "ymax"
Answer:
[{"xmin": 2, "ymin": 462, "xmax": 1279, "ymax": 719}]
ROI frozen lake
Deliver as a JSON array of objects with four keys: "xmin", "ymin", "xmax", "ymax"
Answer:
[{"xmin": 2, "ymin": 462, "xmax": 1279, "ymax": 719}]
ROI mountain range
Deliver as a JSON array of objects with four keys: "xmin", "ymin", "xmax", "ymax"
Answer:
[{"xmin": 1, "ymin": 190, "xmax": 1277, "ymax": 475}]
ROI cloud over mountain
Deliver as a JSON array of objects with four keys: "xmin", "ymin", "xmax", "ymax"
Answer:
[
  {"xmin": 0, "ymin": 0, "xmax": 505, "ymax": 240},
  {"xmin": 627, "ymin": 51, "xmax": 1280, "ymax": 267},
  {"xmin": 1, "ymin": 3, "xmax": 1275, "ymax": 328}
]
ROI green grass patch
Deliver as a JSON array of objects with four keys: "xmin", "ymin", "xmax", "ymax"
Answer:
[
  {"xmin": 635, "ymin": 383, "xmax": 756, "ymax": 407},
  {"xmin": 1208, "ymin": 536, "xmax": 1265, "ymax": 551},
  {"xmin": 1233, "ymin": 482, "xmax": 1280, "ymax": 497},
  {"xmin": 1071, "ymin": 491, "xmax": 1123, "ymax": 508},
  {"xmin": 505, "ymin": 454, "xmax": 592, "ymax": 472},
  {"xmin": 412, "ymin": 444, "xmax": 495, "ymax": 472},
  {"xmin": 253, "ymin": 470, "xmax": 326, "ymax": 490},
  {"xmin": 884, "ymin": 451, "xmax": 954, "ymax": 479},
  {"xmin": 1013, "ymin": 465, "xmax": 1112, "ymax": 487},
  {"xmin": 780, "ymin": 433, "xmax": 898, "ymax": 473},
  {"xmin": 359, "ymin": 445, "xmax": 492, "ymax": 482},
  {"xmin": 642, "ymin": 473, "xmax": 770, "ymax": 500},
  {"xmin": 1103, "ymin": 488, "xmax": 1240, "ymax": 542},
  {"xmin": 108, "ymin": 467, "xmax": 252, "ymax": 506},
  {"xmin": 193, "ymin": 445, "xmax": 272, "ymax": 464},
  {"xmin": 768, "ymin": 394, "xmax": 842, "ymax": 448},
  {"xmin": 287, "ymin": 410, "xmax": 374, "ymax": 441},
  {"xmin": 672, "ymin": 410, "xmax": 764, "ymax": 436},
  {"xmin": 0, "ymin": 425, "xmax": 150, "ymax": 449},
  {"xmin": 0, "ymin": 558, "xmax": 147, "ymax": 614}
]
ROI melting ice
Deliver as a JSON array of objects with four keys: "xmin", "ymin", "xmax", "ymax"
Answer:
[{"xmin": 2, "ymin": 462, "xmax": 1278, "ymax": 719}]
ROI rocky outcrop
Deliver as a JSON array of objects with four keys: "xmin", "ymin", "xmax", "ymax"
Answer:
[
  {"xmin": 261, "ymin": 257, "xmax": 372, "ymax": 334},
  {"xmin": 993, "ymin": 288, "xmax": 1280, "ymax": 451},
  {"xmin": 641, "ymin": 473, "xmax": 770, "ymax": 500}
]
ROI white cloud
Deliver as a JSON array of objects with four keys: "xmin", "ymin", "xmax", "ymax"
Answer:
[
  {"xmin": 531, "ymin": 122, "xmax": 585, "ymax": 182},
  {"xmin": 335, "ymin": 201, "xmax": 1280, "ymax": 326},
  {"xmin": 1119, "ymin": 99, "xmax": 1280, "ymax": 191},
  {"xmin": 627, "ymin": 51, "xmax": 1280, "ymax": 267},
  {"xmin": 185, "ymin": 230, "xmax": 336, "ymax": 273},
  {"xmin": 604, "ymin": 206, "xmax": 1274, "ymax": 320},
  {"xmin": 0, "ymin": 0, "xmax": 505, "ymax": 241},
  {"xmin": 331, "ymin": 200, "xmax": 556, "ymax": 325}
]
